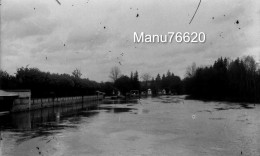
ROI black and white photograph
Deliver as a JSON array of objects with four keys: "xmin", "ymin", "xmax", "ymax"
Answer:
[{"xmin": 0, "ymin": 0, "xmax": 260, "ymax": 155}]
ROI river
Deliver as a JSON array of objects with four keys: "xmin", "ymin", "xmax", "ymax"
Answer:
[{"xmin": 0, "ymin": 96, "xmax": 259, "ymax": 156}]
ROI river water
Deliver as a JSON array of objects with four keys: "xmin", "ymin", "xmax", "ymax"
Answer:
[{"xmin": 0, "ymin": 96, "xmax": 259, "ymax": 156}]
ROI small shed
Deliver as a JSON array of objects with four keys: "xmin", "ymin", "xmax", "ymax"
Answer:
[
  {"xmin": 0, "ymin": 90, "xmax": 19, "ymax": 112},
  {"xmin": 96, "ymin": 91, "xmax": 105, "ymax": 98},
  {"xmin": 0, "ymin": 90, "xmax": 31, "ymax": 112}
]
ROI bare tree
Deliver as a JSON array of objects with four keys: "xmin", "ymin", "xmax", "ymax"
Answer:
[
  {"xmin": 141, "ymin": 73, "xmax": 151, "ymax": 89},
  {"xmin": 257, "ymin": 62, "xmax": 260, "ymax": 74},
  {"xmin": 186, "ymin": 62, "xmax": 197, "ymax": 78},
  {"xmin": 72, "ymin": 68, "xmax": 82, "ymax": 78},
  {"xmin": 243, "ymin": 56, "xmax": 257, "ymax": 72},
  {"xmin": 141, "ymin": 73, "xmax": 151, "ymax": 82},
  {"xmin": 109, "ymin": 66, "xmax": 121, "ymax": 82}
]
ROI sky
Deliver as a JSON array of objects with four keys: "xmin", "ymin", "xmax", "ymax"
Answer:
[{"xmin": 1, "ymin": 0, "xmax": 260, "ymax": 82}]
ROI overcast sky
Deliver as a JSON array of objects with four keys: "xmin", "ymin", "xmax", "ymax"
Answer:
[{"xmin": 1, "ymin": 0, "xmax": 260, "ymax": 82}]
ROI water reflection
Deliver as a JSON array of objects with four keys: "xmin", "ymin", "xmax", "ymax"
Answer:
[
  {"xmin": 0, "ymin": 100, "xmax": 101, "ymax": 132},
  {"xmin": 0, "ymin": 99, "xmax": 139, "ymax": 133},
  {"xmin": 0, "ymin": 99, "xmax": 141, "ymax": 152},
  {"xmin": 102, "ymin": 99, "xmax": 139, "ymax": 105}
]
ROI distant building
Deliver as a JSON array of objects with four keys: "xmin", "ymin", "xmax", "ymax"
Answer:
[
  {"xmin": 0, "ymin": 90, "xmax": 31, "ymax": 113},
  {"xmin": 162, "ymin": 89, "xmax": 166, "ymax": 95},
  {"xmin": 0, "ymin": 90, "xmax": 18, "ymax": 112},
  {"xmin": 147, "ymin": 89, "xmax": 152, "ymax": 95}
]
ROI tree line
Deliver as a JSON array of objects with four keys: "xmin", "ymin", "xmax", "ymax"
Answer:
[
  {"xmin": 0, "ymin": 67, "xmax": 99, "ymax": 98},
  {"xmin": 1, "ymin": 56, "xmax": 259, "ymax": 103},
  {"xmin": 149, "ymin": 71, "xmax": 183, "ymax": 95},
  {"xmin": 184, "ymin": 56, "xmax": 260, "ymax": 103},
  {"xmin": 107, "ymin": 66, "xmax": 141, "ymax": 95},
  {"xmin": 108, "ymin": 67, "xmax": 183, "ymax": 95}
]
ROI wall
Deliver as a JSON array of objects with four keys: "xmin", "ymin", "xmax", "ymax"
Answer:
[
  {"xmin": 5, "ymin": 90, "xmax": 31, "ymax": 112},
  {"xmin": 12, "ymin": 95, "xmax": 103, "ymax": 112},
  {"xmin": 7, "ymin": 100, "xmax": 100, "ymax": 130}
]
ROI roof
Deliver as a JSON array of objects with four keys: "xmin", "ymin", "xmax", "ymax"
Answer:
[
  {"xmin": 96, "ymin": 91, "xmax": 105, "ymax": 94},
  {"xmin": 0, "ymin": 90, "xmax": 19, "ymax": 97}
]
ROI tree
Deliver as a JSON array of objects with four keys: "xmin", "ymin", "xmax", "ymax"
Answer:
[
  {"xmin": 72, "ymin": 68, "xmax": 82, "ymax": 78},
  {"xmin": 133, "ymin": 71, "xmax": 140, "ymax": 90},
  {"xmin": 243, "ymin": 56, "xmax": 257, "ymax": 73},
  {"xmin": 186, "ymin": 62, "xmax": 197, "ymax": 78},
  {"xmin": 114, "ymin": 75, "xmax": 131, "ymax": 95},
  {"xmin": 109, "ymin": 66, "xmax": 121, "ymax": 82},
  {"xmin": 0, "ymin": 70, "xmax": 16, "ymax": 89},
  {"xmin": 154, "ymin": 74, "xmax": 161, "ymax": 92},
  {"xmin": 141, "ymin": 73, "xmax": 151, "ymax": 90},
  {"xmin": 141, "ymin": 73, "xmax": 151, "ymax": 82},
  {"xmin": 155, "ymin": 74, "xmax": 161, "ymax": 82},
  {"xmin": 100, "ymin": 82, "xmax": 115, "ymax": 96}
]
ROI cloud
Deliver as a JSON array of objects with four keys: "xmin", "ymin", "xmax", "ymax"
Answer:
[
  {"xmin": 4, "ymin": 19, "xmax": 57, "ymax": 40},
  {"xmin": 2, "ymin": 0, "xmax": 58, "ymax": 40},
  {"xmin": 67, "ymin": 28, "xmax": 112, "ymax": 51},
  {"xmin": 1, "ymin": 0, "xmax": 259, "ymax": 81},
  {"xmin": 2, "ymin": 0, "xmax": 50, "ymax": 23}
]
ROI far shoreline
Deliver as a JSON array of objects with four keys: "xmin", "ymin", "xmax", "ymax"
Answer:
[{"xmin": 185, "ymin": 95, "xmax": 259, "ymax": 105}]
